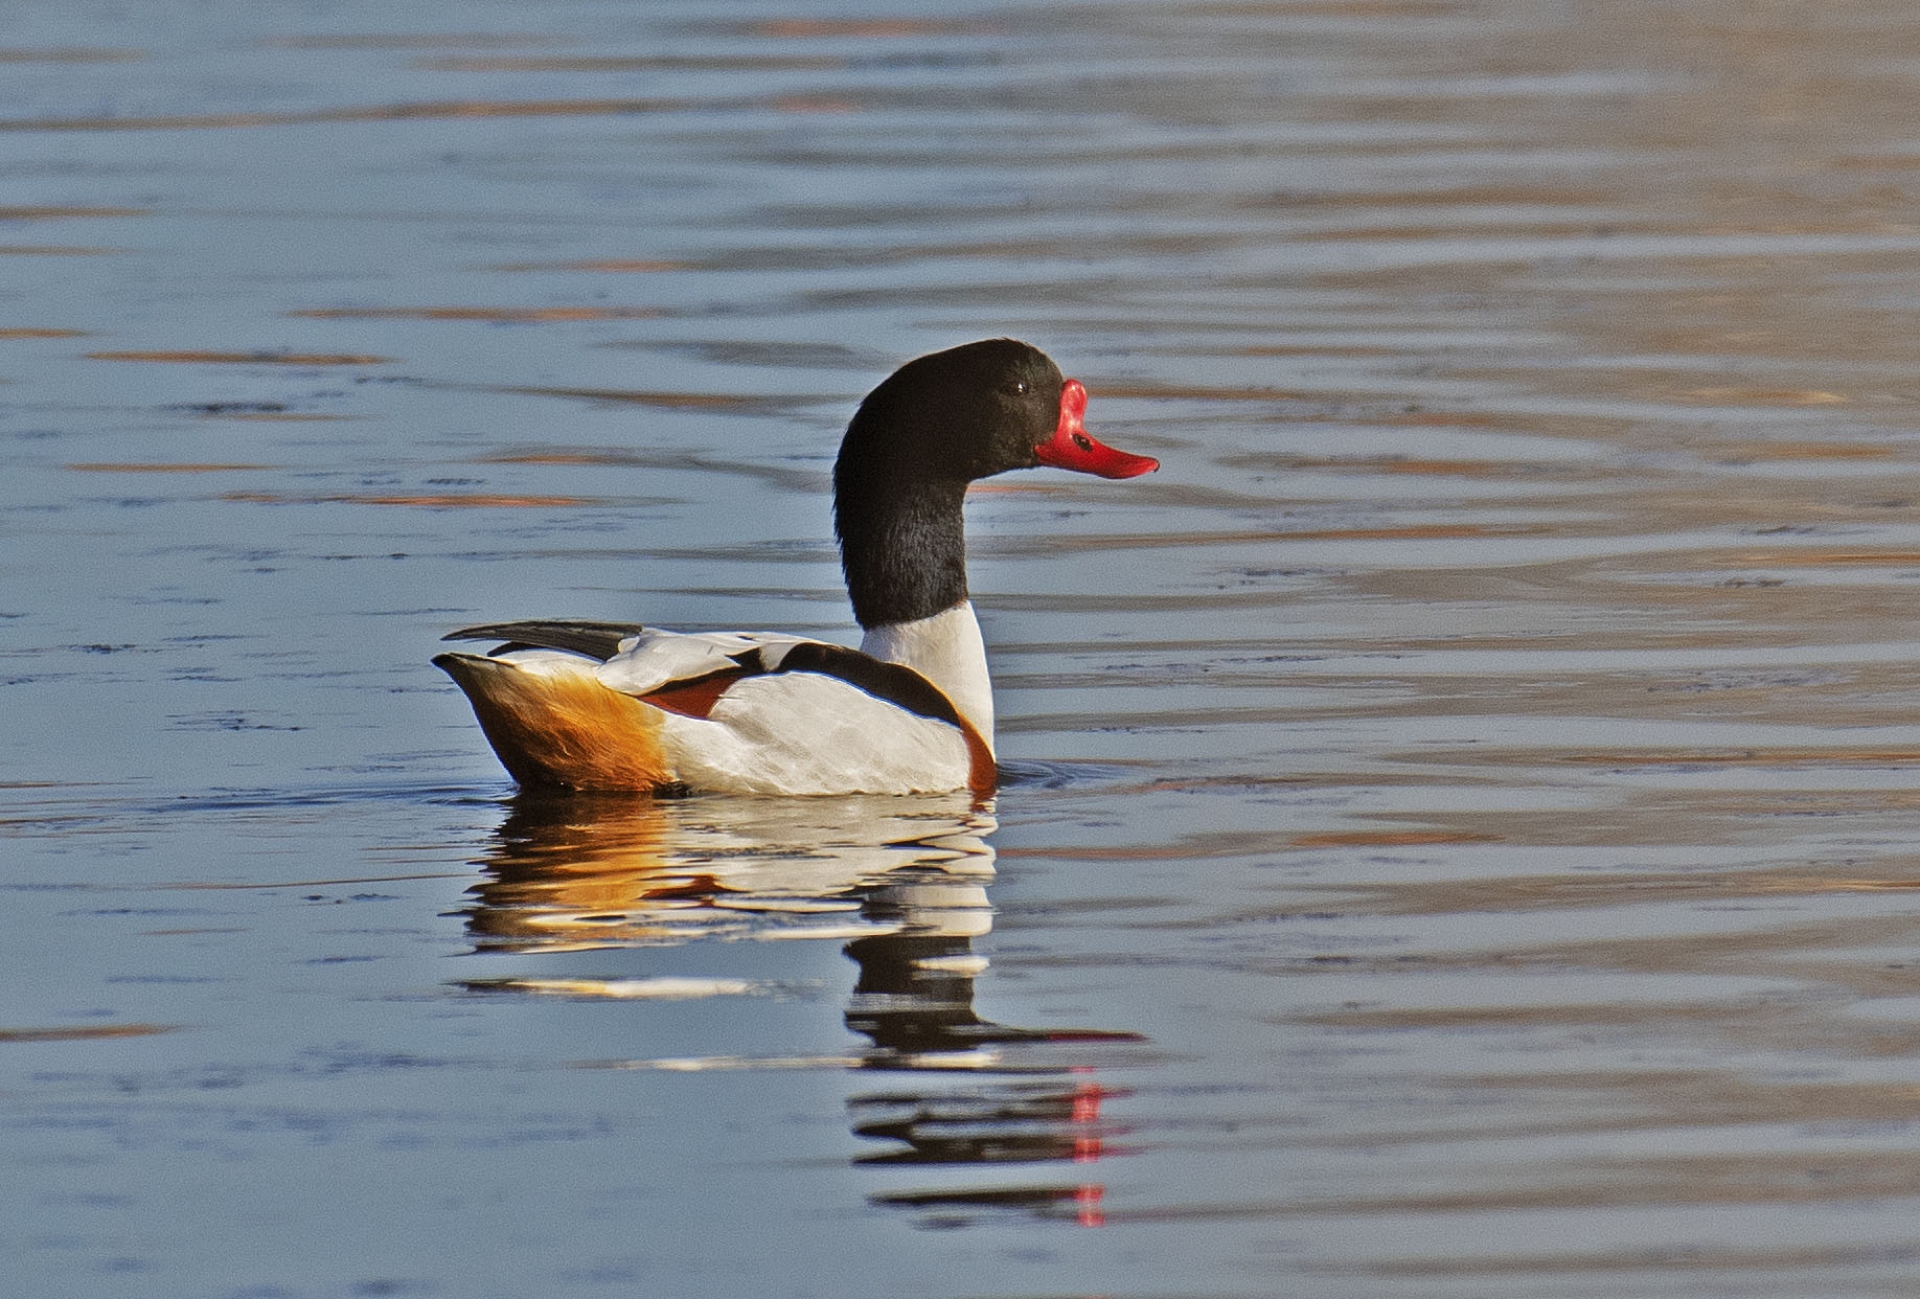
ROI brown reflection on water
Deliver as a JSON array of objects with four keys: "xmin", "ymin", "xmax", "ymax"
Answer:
[
  {"xmin": 0, "ymin": 245, "xmax": 112, "ymax": 256},
  {"xmin": 0, "ymin": 1023, "xmax": 177, "ymax": 1043},
  {"xmin": 463, "ymin": 793, "xmax": 1007, "ymax": 952},
  {"xmin": 462, "ymin": 795, "xmax": 1134, "ymax": 1225},
  {"xmin": 0, "ymin": 47, "xmax": 143, "ymax": 64},
  {"xmin": 0, "ymin": 206, "xmax": 146, "ymax": 220},
  {"xmin": 464, "ymin": 798, "xmax": 700, "ymax": 951}
]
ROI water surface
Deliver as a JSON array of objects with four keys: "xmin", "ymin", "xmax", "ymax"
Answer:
[{"xmin": 10, "ymin": 1, "xmax": 1920, "ymax": 1295}]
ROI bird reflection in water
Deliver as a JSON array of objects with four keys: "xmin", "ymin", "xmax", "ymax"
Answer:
[{"xmin": 462, "ymin": 792, "xmax": 1138, "ymax": 1227}]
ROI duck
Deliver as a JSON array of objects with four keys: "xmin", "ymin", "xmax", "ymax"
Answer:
[{"xmin": 433, "ymin": 338, "xmax": 1158, "ymax": 797}]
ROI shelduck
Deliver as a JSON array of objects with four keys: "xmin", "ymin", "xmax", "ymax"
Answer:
[{"xmin": 435, "ymin": 338, "xmax": 1158, "ymax": 796}]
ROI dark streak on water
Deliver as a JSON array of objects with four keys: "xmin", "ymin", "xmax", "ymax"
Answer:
[{"xmin": 9, "ymin": 1, "xmax": 1920, "ymax": 1296}]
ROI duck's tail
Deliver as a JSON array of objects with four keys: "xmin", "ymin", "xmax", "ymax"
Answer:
[{"xmin": 433, "ymin": 652, "xmax": 673, "ymax": 791}]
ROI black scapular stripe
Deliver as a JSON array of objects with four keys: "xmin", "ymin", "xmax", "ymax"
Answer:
[{"xmin": 763, "ymin": 641, "xmax": 965, "ymax": 731}]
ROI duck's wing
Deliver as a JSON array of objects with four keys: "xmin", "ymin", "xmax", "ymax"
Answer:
[
  {"xmin": 442, "ymin": 620, "xmax": 957, "ymax": 718},
  {"xmin": 574, "ymin": 632, "xmax": 960, "ymax": 732}
]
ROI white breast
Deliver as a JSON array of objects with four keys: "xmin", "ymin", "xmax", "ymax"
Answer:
[
  {"xmin": 658, "ymin": 672, "xmax": 972, "ymax": 796},
  {"xmin": 858, "ymin": 601, "xmax": 995, "ymax": 754}
]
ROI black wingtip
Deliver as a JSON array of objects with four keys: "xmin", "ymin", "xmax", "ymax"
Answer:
[
  {"xmin": 437, "ymin": 619, "xmax": 651, "ymax": 663},
  {"xmin": 443, "ymin": 623, "xmax": 531, "ymax": 644}
]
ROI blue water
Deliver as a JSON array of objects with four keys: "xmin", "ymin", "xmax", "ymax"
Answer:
[{"xmin": 13, "ymin": 1, "xmax": 1920, "ymax": 1296}]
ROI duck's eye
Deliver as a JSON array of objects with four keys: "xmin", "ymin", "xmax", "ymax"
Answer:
[{"xmin": 1013, "ymin": 380, "xmax": 1028, "ymax": 395}]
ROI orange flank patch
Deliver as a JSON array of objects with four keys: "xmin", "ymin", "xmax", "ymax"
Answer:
[
  {"xmin": 642, "ymin": 670, "xmax": 749, "ymax": 720},
  {"xmin": 435, "ymin": 653, "xmax": 673, "ymax": 791},
  {"xmin": 0, "ymin": 327, "xmax": 85, "ymax": 338},
  {"xmin": 89, "ymin": 349, "xmax": 389, "ymax": 365}
]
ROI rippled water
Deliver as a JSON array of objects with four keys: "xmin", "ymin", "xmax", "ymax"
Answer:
[{"xmin": 11, "ymin": 1, "xmax": 1920, "ymax": 1295}]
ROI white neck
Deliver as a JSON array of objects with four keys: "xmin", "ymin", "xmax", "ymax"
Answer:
[{"xmin": 859, "ymin": 601, "xmax": 995, "ymax": 755}]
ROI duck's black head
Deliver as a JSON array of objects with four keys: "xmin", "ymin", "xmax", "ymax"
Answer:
[{"xmin": 834, "ymin": 339, "xmax": 1158, "ymax": 629}]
